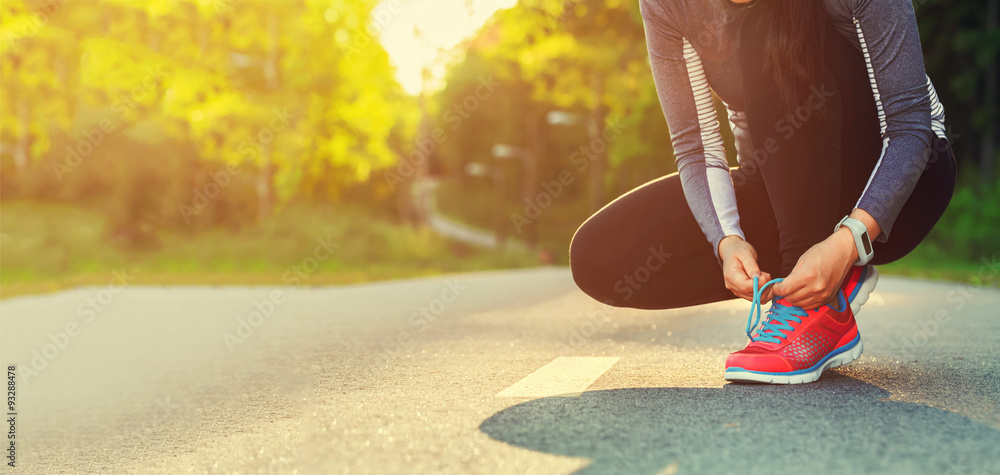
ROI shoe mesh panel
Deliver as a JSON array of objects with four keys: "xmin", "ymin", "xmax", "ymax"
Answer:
[{"xmin": 781, "ymin": 329, "xmax": 836, "ymax": 370}]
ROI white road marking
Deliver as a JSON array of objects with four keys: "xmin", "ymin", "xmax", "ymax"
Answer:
[{"xmin": 496, "ymin": 356, "xmax": 620, "ymax": 398}]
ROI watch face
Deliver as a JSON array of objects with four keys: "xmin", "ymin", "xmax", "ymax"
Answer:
[{"xmin": 861, "ymin": 233, "xmax": 872, "ymax": 255}]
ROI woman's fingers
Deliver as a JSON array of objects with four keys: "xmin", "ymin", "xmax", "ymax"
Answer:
[
  {"xmin": 725, "ymin": 266, "xmax": 753, "ymax": 300},
  {"xmin": 732, "ymin": 254, "xmax": 769, "ymax": 300},
  {"xmin": 779, "ymin": 277, "xmax": 832, "ymax": 309},
  {"xmin": 758, "ymin": 272, "xmax": 773, "ymax": 301},
  {"xmin": 741, "ymin": 253, "xmax": 762, "ymax": 280},
  {"xmin": 782, "ymin": 288, "xmax": 819, "ymax": 308},
  {"xmin": 720, "ymin": 240, "xmax": 772, "ymax": 302},
  {"xmin": 724, "ymin": 259, "xmax": 755, "ymax": 300},
  {"xmin": 771, "ymin": 272, "xmax": 806, "ymax": 300}
]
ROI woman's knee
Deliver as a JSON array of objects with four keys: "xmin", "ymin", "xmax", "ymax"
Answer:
[{"xmin": 568, "ymin": 220, "xmax": 613, "ymax": 303}]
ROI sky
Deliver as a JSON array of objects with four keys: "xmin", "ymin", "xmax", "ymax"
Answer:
[{"xmin": 378, "ymin": 0, "xmax": 517, "ymax": 95}]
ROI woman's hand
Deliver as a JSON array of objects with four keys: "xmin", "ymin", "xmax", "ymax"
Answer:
[
  {"xmin": 719, "ymin": 235, "xmax": 772, "ymax": 302},
  {"xmin": 773, "ymin": 209, "xmax": 880, "ymax": 310},
  {"xmin": 772, "ymin": 229, "xmax": 856, "ymax": 309}
]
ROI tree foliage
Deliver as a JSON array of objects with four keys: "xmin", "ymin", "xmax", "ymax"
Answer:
[{"xmin": 1, "ymin": 0, "xmax": 416, "ymax": 241}]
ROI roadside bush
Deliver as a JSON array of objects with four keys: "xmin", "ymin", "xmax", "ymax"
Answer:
[{"xmin": 925, "ymin": 179, "xmax": 1000, "ymax": 261}]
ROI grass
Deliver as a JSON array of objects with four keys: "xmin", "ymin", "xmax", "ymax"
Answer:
[
  {"xmin": 878, "ymin": 244, "xmax": 998, "ymax": 286},
  {"xmin": 3, "ymin": 187, "xmax": 995, "ymax": 301},
  {"xmin": 435, "ymin": 176, "xmax": 999, "ymax": 288},
  {"xmin": 0, "ymin": 200, "xmax": 541, "ymax": 300}
]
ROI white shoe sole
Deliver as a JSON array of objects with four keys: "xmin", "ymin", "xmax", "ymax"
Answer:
[
  {"xmin": 850, "ymin": 266, "xmax": 879, "ymax": 316},
  {"xmin": 724, "ymin": 337, "xmax": 864, "ymax": 385}
]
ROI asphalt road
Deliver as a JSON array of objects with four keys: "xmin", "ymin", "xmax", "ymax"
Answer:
[{"xmin": 2, "ymin": 267, "xmax": 999, "ymax": 474}]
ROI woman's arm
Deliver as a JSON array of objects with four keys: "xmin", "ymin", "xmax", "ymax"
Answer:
[
  {"xmin": 774, "ymin": 0, "xmax": 938, "ymax": 308},
  {"xmin": 845, "ymin": 0, "xmax": 938, "ymax": 241},
  {"xmin": 639, "ymin": 0, "xmax": 744, "ymax": 260}
]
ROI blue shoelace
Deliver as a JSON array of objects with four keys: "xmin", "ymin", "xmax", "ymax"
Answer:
[{"xmin": 745, "ymin": 276, "xmax": 808, "ymax": 344}]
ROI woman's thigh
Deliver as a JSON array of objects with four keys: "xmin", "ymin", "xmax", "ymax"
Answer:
[
  {"xmin": 569, "ymin": 169, "xmax": 780, "ymax": 310},
  {"xmin": 872, "ymin": 137, "xmax": 957, "ymax": 264},
  {"xmin": 739, "ymin": 15, "xmax": 859, "ymax": 274}
]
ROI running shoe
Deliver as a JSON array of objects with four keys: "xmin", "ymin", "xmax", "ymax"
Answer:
[
  {"xmin": 842, "ymin": 265, "xmax": 879, "ymax": 315},
  {"xmin": 724, "ymin": 277, "xmax": 863, "ymax": 384}
]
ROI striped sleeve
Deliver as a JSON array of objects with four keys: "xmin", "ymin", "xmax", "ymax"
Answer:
[
  {"xmin": 639, "ymin": 0, "xmax": 743, "ymax": 260},
  {"xmin": 849, "ymin": 0, "xmax": 944, "ymax": 241}
]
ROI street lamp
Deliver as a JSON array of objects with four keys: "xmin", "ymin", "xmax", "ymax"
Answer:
[
  {"xmin": 546, "ymin": 110, "xmax": 580, "ymax": 126},
  {"xmin": 547, "ymin": 108, "xmax": 605, "ymax": 212},
  {"xmin": 490, "ymin": 142, "xmax": 538, "ymax": 249},
  {"xmin": 490, "ymin": 144, "xmax": 530, "ymax": 160},
  {"xmin": 464, "ymin": 162, "xmax": 490, "ymax": 177}
]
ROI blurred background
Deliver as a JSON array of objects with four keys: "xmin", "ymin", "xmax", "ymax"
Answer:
[{"xmin": 1, "ymin": 0, "xmax": 997, "ymax": 299}]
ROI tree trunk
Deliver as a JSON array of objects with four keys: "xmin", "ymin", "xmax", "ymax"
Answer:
[
  {"xmin": 493, "ymin": 162, "xmax": 507, "ymax": 249},
  {"xmin": 254, "ymin": 14, "xmax": 282, "ymax": 222},
  {"xmin": 14, "ymin": 98, "xmax": 29, "ymax": 176},
  {"xmin": 257, "ymin": 146, "xmax": 274, "ymax": 222},
  {"xmin": 264, "ymin": 15, "xmax": 280, "ymax": 91},
  {"xmin": 587, "ymin": 72, "xmax": 607, "ymax": 212},
  {"xmin": 981, "ymin": 0, "xmax": 998, "ymax": 183},
  {"xmin": 197, "ymin": 11, "xmax": 209, "ymax": 56},
  {"xmin": 524, "ymin": 113, "xmax": 541, "ymax": 249},
  {"xmin": 397, "ymin": 176, "xmax": 415, "ymax": 227},
  {"xmin": 413, "ymin": 86, "xmax": 433, "ymax": 226}
]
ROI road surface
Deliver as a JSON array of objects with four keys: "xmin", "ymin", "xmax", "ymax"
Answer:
[{"xmin": 2, "ymin": 267, "xmax": 999, "ymax": 474}]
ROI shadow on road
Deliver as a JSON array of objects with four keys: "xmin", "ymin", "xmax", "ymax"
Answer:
[{"xmin": 480, "ymin": 374, "xmax": 1000, "ymax": 474}]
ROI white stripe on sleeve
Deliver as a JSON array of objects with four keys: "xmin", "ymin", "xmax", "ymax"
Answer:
[{"xmin": 683, "ymin": 38, "xmax": 742, "ymax": 238}]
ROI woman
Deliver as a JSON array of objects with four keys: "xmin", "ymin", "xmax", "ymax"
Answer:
[{"xmin": 569, "ymin": 0, "xmax": 956, "ymax": 384}]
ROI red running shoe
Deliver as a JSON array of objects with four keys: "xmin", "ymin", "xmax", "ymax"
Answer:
[
  {"xmin": 725, "ymin": 277, "xmax": 862, "ymax": 384},
  {"xmin": 842, "ymin": 265, "xmax": 879, "ymax": 315}
]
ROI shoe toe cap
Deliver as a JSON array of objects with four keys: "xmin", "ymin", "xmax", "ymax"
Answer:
[{"xmin": 726, "ymin": 349, "xmax": 794, "ymax": 373}]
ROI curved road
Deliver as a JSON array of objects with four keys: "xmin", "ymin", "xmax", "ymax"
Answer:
[{"xmin": 2, "ymin": 268, "xmax": 999, "ymax": 474}]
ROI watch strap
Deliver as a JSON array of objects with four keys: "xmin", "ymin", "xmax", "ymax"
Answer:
[{"xmin": 835, "ymin": 216, "xmax": 874, "ymax": 266}]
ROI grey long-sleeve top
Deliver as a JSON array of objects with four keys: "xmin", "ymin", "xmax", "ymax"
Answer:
[{"xmin": 638, "ymin": 0, "xmax": 947, "ymax": 259}]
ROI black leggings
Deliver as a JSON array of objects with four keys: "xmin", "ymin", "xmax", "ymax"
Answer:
[{"xmin": 569, "ymin": 16, "xmax": 956, "ymax": 310}]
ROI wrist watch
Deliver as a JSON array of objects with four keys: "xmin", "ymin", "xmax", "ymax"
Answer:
[{"xmin": 835, "ymin": 216, "xmax": 874, "ymax": 266}]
